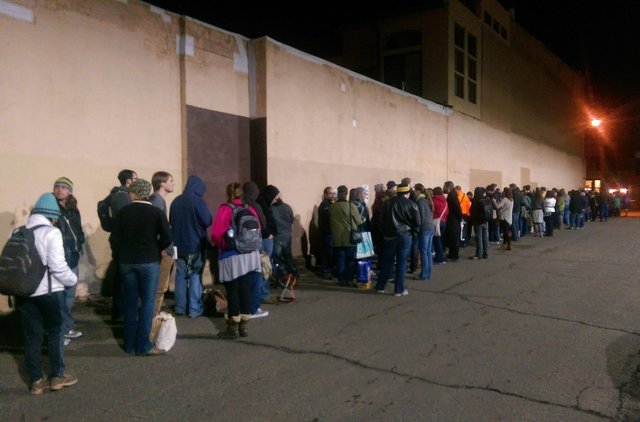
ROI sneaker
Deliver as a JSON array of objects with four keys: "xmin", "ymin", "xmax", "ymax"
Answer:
[
  {"xmin": 393, "ymin": 290, "xmax": 409, "ymax": 297},
  {"xmin": 64, "ymin": 338, "xmax": 71, "ymax": 347},
  {"xmin": 250, "ymin": 308, "xmax": 269, "ymax": 319},
  {"xmin": 30, "ymin": 376, "xmax": 48, "ymax": 395},
  {"xmin": 64, "ymin": 330, "xmax": 82, "ymax": 339},
  {"xmin": 376, "ymin": 290, "xmax": 386, "ymax": 294},
  {"xmin": 469, "ymin": 256, "xmax": 479, "ymax": 260},
  {"xmin": 49, "ymin": 374, "xmax": 78, "ymax": 391}
]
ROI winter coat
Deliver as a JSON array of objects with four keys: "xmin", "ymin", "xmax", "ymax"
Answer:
[
  {"xmin": 169, "ymin": 176, "xmax": 213, "ymax": 254},
  {"xmin": 25, "ymin": 214, "xmax": 77, "ymax": 297}
]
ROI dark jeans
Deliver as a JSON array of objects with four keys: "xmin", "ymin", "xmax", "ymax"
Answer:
[
  {"xmin": 335, "ymin": 246, "xmax": 356, "ymax": 284},
  {"xmin": 226, "ymin": 272, "xmax": 253, "ymax": 318},
  {"xmin": 409, "ymin": 233, "xmax": 418, "ymax": 271},
  {"xmin": 120, "ymin": 262, "xmax": 159, "ymax": 355},
  {"xmin": 17, "ymin": 291, "xmax": 65, "ymax": 384},
  {"xmin": 321, "ymin": 234, "xmax": 334, "ymax": 275},
  {"xmin": 375, "ymin": 233, "xmax": 412, "ymax": 294}
]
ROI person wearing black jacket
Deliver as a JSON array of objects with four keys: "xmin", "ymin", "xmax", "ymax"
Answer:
[
  {"xmin": 469, "ymin": 186, "xmax": 490, "ymax": 259},
  {"xmin": 443, "ymin": 181, "xmax": 463, "ymax": 261},
  {"xmin": 110, "ymin": 179, "xmax": 172, "ymax": 356},
  {"xmin": 253, "ymin": 184, "xmax": 280, "ymax": 318},
  {"xmin": 53, "ymin": 177, "xmax": 85, "ymax": 343},
  {"xmin": 374, "ymin": 183, "xmax": 421, "ymax": 296}
]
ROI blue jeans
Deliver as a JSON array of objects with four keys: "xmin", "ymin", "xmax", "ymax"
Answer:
[
  {"xmin": 511, "ymin": 212, "xmax": 520, "ymax": 240},
  {"xmin": 120, "ymin": 262, "xmax": 159, "ymax": 355},
  {"xmin": 61, "ymin": 266, "xmax": 79, "ymax": 334},
  {"xmin": 375, "ymin": 233, "xmax": 412, "ymax": 294},
  {"xmin": 474, "ymin": 223, "xmax": 489, "ymax": 258},
  {"xmin": 17, "ymin": 291, "xmax": 65, "ymax": 383},
  {"xmin": 174, "ymin": 252, "xmax": 205, "ymax": 317},
  {"xmin": 563, "ymin": 208, "xmax": 571, "ymax": 226},
  {"xmin": 418, "ymin": 227, "xmax": 434, "ymax": 280},
  {"xmin": 600, "ymin": 204, "xmax": 609, "ymax": 221}
]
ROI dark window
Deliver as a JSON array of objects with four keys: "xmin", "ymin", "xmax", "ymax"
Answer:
[
  {"xmin": 501, "ymin": 27, "xmax": 508, "ymax": 40},
  {"xmin": 484, "ymin": 12, "xmax": 492, "ymax": 25},
  {"xmin": 468, "ymin": 58, "xmax": 477, "ymax": 80},
  {"xmin": 455, "ymin": 24, "xmax": 465, "ymax": 48},
  {"xmin": 384, "ymin": 52, "xmax": 422, "ymax": 96},
  {"xmin": 468, "ymin": 81, "xmax": 477, "ymax": 104},
  {"xmin": 455, "ymin": 75, "xmax": 464, "ymax": 98},
  {"xmin": 493, "ymin": 20, "xmax": 500, "ymax": 33},
  {"xmin": 455, "ymin": 50, "xmax": 465, "ymax": 73},
  {"xmin": 468, "ymin": 34, "xmax": 477, "ymax": 57}
]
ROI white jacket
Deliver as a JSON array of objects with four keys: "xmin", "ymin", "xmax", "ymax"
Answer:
[{"xmin": 25, "ymin": 214, "xmax": 77, "ymax": 297}]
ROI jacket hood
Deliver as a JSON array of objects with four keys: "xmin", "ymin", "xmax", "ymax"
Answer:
[
  {"xmin": 184, "ymin": 175, "xmax": 206, "ymax": 197},
  {"xmin": 261, "ymin": 185, "xmax": 280, "ymax": 205},
  {"xmin": 243, "ymin": 182, "xmax": 260, "ymax": 202}
]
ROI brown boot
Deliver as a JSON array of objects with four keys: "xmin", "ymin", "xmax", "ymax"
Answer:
[
  {"xmin": 218, "ymin": 317, "xmax": 239, "ymax": 339},
  {"xmin": 506, "ymin": 244, "xmax": 512, "ymax": 251},
  {"xmin": 239, "ymin": 315, "xmax": 250, "ymax": 337}
]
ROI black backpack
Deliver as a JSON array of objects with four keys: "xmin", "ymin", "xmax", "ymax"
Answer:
[
  {"xmin": 97, "ymin": 187, "xmax": 119, "ymax": 232},
  {"xmin": 0, "ymin": 225, "xmax": 50, "ymax": 296},
  {"xmin": 225, "ymin": 203, "xmax": 263, "ymax": 253}
]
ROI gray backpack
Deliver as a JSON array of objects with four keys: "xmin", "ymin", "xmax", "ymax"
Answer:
[{"xmin": 225, "ymin": 203, "xmax": 262, "ymax": 253}]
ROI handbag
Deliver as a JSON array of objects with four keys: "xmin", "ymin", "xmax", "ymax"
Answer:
[
  {"xmin": 356, "ymin": 231, "xmax": 375, "ymax": 259},
  {"xmin": 151, "ymin": 311, "xmax": 177, "ymax": 352},
  {"xmin": 434, "ymin": 202, "xmax": 448, "ymax": 237},
  {"xmin": 349, "ymin": 203, "xmax": 362, "ymax": 244}
]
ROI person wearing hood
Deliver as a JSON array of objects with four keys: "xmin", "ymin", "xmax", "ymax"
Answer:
[
  {"xmin": 169, "ymin": 175, "xmax": 212, "ymax": 318},
  {"xmin": 250, "ymin": 184, "xmax": 280, "ymax": 318},
  {"xmin": 243, "ymin": 181, "xmax": 270, "ymax": 318}
]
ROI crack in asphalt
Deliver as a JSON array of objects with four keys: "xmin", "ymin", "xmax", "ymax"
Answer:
[
  {"xmin": 231, "ymin": 339, "xmax": 612, "ymax": 420},
  {"xmin": 437, "ymin": 292, "xmax": 640, "ymax": 337},
  {"xmin": 336, "ymin": 303, "xmax": 404, "ymax": 336}
]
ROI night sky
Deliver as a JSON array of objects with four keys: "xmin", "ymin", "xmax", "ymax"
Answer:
[{"xmin": 147, "ymin": 0, "xmax": 640, "ymax": 159}]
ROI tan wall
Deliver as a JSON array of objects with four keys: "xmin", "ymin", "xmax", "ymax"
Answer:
[
  {"xmin": 261, "ymin": 39, "xmax": 584, "ymax": 257},
  {"xmin": 0, "ymin": 1, "xmax": 250, "ymax": 309}
]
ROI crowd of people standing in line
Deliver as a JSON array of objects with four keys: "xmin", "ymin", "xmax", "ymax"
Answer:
[
  {"xmin": 316, "ymin": 179, "xmax": 623, "ymax": 294},
  {"xmin": 13, "ymin": 170, "xmax": 302, "ymax": 395},
  {"xmin": 12, "ymin": 169, "xmax": 627, "ymax": 395}
]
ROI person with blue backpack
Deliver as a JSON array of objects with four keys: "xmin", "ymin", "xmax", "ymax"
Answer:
[
  {"xmin": 16, "ymin": 193, "xmax": 78, "ymax": 394},
  {"xmin": 211, "ymin": 182, "xmax": 262, "ymax": 339}
]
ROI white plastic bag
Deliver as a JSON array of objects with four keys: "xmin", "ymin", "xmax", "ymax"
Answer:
[{"xmin": 153, "ymin": 311, "xmax": 177, "ymax": 352}]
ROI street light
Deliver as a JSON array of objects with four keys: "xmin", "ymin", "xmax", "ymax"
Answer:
[{"xmin": 591, "ymin": 118, "xmax": 602, "ymax": 127}]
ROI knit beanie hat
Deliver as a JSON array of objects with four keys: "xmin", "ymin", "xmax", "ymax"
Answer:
[
  {"xmin": 32, "ymin": 193, "xmax": 61, "ymax": 219},
  {"xmin": 129, "ymin": 179, "xmax": 152, "ymax": 201},
  {"xmin": 53, "ymin": 176, "xmax": 73, "ymax": 192}
]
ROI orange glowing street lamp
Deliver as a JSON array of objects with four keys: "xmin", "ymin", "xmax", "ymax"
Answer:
[{"xmin": 591, "ymin": 118, "xmax": 602, "ymax": 127}]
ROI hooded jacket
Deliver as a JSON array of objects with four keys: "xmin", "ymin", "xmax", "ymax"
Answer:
[
  {"xmin": 169, "ymin": 176, "xmax": 212, "ymax": 255},
  {"xmin": 25, "ymin": 214, "xmax": 77, "ymax": 297},
  {"xmin": 242, "ymin": 182, "xmax": 267, "ymax": 237}
]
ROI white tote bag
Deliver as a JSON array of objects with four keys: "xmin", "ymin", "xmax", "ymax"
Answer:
[{"xmin": 153, "ymin": 311, "xmax": 177, "ymax": 352}]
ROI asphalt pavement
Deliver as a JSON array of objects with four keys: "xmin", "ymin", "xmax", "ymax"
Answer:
[{"xmin": 1, "ymin": 216, "xmax": 640, "ymax": 421}]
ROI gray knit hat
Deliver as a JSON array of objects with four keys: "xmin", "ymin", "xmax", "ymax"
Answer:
[{"xmin": 129, "ymin": 179, "xmax": 152, "ymax": 201}]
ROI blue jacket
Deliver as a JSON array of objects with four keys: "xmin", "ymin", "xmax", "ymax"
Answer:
[{"xmin": 169, "ymin": 176, "xmax": 213, "ymax": 254}]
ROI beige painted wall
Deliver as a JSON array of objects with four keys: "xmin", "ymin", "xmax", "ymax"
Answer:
[
  {"xmin": 0, "ymin": 1, "xmax": 250, "ymax": 309},
  {"xmin": 261, "ymin": 39, "xmax": 584, "ymax": 256},
  {"xmin": 0, "ymin": 0, "xmax": 585, "ymax": 311}
]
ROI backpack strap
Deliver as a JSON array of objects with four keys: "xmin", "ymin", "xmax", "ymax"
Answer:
[{"xmin": 28, "ymin": 224, "xmax": 52, "ymax": 295}]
